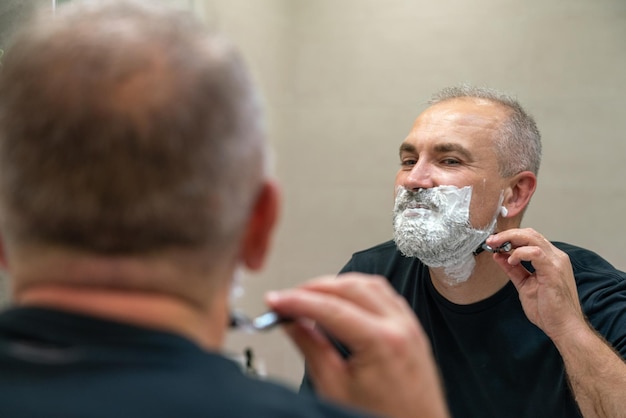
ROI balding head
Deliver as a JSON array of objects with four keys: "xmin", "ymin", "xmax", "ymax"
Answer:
[{"xmin": 0, "ymin": 1, "xmax": 267, "ymax": 263}]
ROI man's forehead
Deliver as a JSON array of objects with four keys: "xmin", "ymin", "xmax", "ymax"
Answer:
[
  {"xmin": 403, "ymin": 99, "xmax": 505, "ymax": 145},
  {"xmin": 421, "ymin": 97, "xmax": 509, "ymax": 125}
]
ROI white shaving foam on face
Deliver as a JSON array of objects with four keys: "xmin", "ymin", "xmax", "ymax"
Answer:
[{"xmin": 393, "ymin": 185, "xmax": 498, "ymax": 285}]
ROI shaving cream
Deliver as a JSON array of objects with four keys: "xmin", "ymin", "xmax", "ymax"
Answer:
[{"xmin": 393, "ymin": 185, "xmax": 499, "ymax": 285}]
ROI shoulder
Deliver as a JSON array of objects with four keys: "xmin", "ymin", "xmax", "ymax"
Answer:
[
  {"xmin": 160, "ymin": 353, "xmax": 369, "ymax": 418},
  {"xmin": 553, "ymin": 241, "xmax": 626, "ymax": 285},
  {"xmin": 339, "ymin": 241, "xmax": 425, "ymax": 294},
  {"xmin": 341, "ymin": 240, "xmax": 419, "ymax": 273},
  {"xmin": 230, "ymin": 376, "xmax": 370, "ymax": 418},
  {"xmin": 350, "ymin": 240, "xmax": 400, "ymax": 259},
  {"xmin": 554, "ymin": 241, "xmax": 626, "ymax": 353}
]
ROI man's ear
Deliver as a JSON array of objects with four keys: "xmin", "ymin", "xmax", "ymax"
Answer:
[
  {"xmin": 503, "ymin": 171, "xmax": 537, "ymax": 218},
  {"xmin": 240, "ymin": 180, "xmax": 281, "ymax": 271}
]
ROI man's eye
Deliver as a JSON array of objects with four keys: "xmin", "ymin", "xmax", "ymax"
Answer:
[
  {"xmin": 401, "ymin": 159, "xmax": 417, "ymax": 167},
  {"xmin": 441, "ymin": 158, "xmax": 460, "ymax": 165}
]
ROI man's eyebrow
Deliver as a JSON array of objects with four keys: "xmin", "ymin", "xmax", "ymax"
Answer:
[
  {"xmin": 433, "ymin": 142, "xmax": 473, "ymax": 160},
  {"xmin": 399, "ymin": 142, "xmax": 473, "ymax": 161},
  {"xmin": 399, "ymin": 142, "xmax": 416, "ymax": 156}
]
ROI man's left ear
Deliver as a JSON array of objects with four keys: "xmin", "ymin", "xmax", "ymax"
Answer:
[
  {"xmin": 502, "ymin": 171, "xmax": 537, "ymax": 218},
  {"xmin": 240, "ymin": 180, "xmax": 281, "ymax": 271}
]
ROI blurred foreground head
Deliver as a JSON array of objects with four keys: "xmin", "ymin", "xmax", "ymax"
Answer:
[{"xmin": 0, "ymin": 1, "xmax": 268, "ymax": 265}]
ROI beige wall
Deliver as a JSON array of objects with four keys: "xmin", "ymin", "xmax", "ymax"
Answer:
[{"xmin": 0, "ymin": 0, "xmax": 625, "ymax": 389}]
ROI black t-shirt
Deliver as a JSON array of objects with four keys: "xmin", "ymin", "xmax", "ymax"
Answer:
[
  {"xmin": 302, "ymin": 240, "xmax": 626, "ymax": 418},
  {"xmin": 0, "ymin": 307, "xmax": 372, "ymax": 418}
]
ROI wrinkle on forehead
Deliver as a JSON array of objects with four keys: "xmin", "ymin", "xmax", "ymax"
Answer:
[
  {"xmin": 402, "ymin": 98, "xmax": 508, "ymax": 167},
  {"xmin": 422, "ymin": 97, "xmax": 509, "ymax": 130}
]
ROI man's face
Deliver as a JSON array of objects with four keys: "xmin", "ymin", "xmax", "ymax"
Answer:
[
  {"xmin": 392, "ymin": 98, "xmax": 512, "ymax": 281},
  {"xmin": 394, "ymin": 98, "xmax": 509, "ymax": 230}
]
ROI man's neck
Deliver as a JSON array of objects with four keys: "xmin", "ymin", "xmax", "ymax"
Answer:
[
  {"xmin": 428, "ymin": 252, "xmax": 510, "ymax": 304},
  {"xmin": 15, "ymin": 285, "xmax": 228, "ymax": 351},
  {"xmin": 4, "ymin": 245, "xmax": 235, "ymax": 351}
]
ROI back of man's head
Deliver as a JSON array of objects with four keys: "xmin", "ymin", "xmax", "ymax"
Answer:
[{"xmin": 0, "ymin": 0, "xmax": 266, "ymax": 264}]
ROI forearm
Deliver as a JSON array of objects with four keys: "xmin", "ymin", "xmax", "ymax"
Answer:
[{"xmin": 554, "ymin": 324, "xmax": 626, "ymax": 418}]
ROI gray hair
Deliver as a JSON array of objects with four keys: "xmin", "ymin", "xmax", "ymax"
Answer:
[
  {"xmin": 429, "ymin": 85, "xmax": 542, "ymax": 177},
  {"xmin": 0, "ymin": 0, "xmax": 267, "ymax": 257}
]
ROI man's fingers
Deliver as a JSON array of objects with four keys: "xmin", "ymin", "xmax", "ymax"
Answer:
[
  {"xmin": 297, "ymin": 273, "xmax": 408, "ymax": 317},
  {"xmin": 266, "ymin": 286, "xmax": 380, "ymax": 349},
  {"xmin": 492, "ymin": 253, "xmax": 530, "ymax": 289},
  {"xmin": 266, "ymin": 274, "xmax": 422, "ymax": 358},
  {"xmin": 267, "ymin": 274, "xmax": 448, "ymax": 418},
  {"xmin": 489, "ymin": 228, "xmax": 573, "ymax": 285},
  {"xmin": 487, "ymin": 227, "xmax": 549, "ymax": 251},
  {"xmin": 281, "ymin": 322, "xmax": 347, "ymax": 399}
]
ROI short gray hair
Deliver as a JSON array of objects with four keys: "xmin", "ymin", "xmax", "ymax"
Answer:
[
  {"xmin": 0, "ymin": 0, "xmax": 267, "ymax": 257},
  {"xmin": 430, "ymin": 85, "xmax": 542, "ymax": 177}
]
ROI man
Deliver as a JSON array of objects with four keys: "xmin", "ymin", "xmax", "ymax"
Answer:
[
  {"xmin": 301, "ymin": 86, "xmax": 626, "ymax": 417},
  {"xmin": 0, "ymin": 1, "xmax": 449, "ymax": 417}
]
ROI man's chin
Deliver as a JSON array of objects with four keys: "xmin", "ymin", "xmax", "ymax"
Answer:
[{"xmin": 393, "ymin": 236, "xmax": 437, "ymax": 260}]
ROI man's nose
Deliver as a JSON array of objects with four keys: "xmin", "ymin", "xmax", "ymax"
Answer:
[{"xmin": 403, "ymin": 162, "xmax": 435, "ymax": 191}]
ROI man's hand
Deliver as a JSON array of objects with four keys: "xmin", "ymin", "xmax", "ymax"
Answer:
[
  {"xmin": 486, "ymin": 228, "xmax": 587, "ymax": 342},
  {"xmin": 266, "ymin": 273, "xmax": 449, "ymax": 418},
  {"xmin": 488, "ymin": 228, "xmax": 626, "ymax": 418}
]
